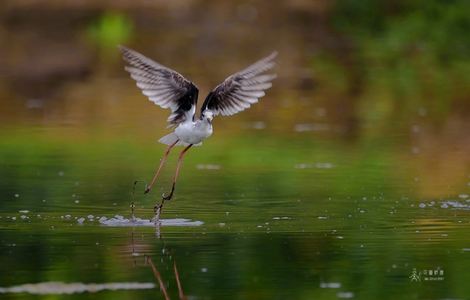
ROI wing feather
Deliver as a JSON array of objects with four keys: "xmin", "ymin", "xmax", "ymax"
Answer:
[
  {"xmin": 201, "ymin": 52, "xmax": 277, "ymax": 117},
  {"xmin": 119, "ymin": 45, "xmax": 198, "ymax": 126}
]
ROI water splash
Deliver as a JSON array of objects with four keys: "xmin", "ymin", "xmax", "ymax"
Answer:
[{"xmin": 97, "ymin": 215, "xmax": 203, "ymax": 227}]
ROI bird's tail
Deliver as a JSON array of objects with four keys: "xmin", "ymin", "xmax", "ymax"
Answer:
[
  {"xmin": 158, "ymin": 133, "xmax": 179, "ymax": 145},
  {"xmin": 158, "ymin": 133, "xmax": 202, "ymax": 147}
]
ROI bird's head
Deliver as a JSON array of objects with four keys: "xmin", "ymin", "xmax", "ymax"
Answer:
[{"xmin": 203, "ymin": 111, "xmax": 214, "ymax": 124}]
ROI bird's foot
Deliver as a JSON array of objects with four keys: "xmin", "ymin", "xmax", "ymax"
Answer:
[
  {"xmin": 130, "ymin": 201, "xmax": 136, "ymax": 222},
  {"xmin": 144, "ymin": 185, "xmax": 151, "ymax": 194},
  {"xmin": 162, "ymin": 185, "xmax": 175, "ymax": 201},
  {"xmin": 161, "ymin": 192, "xmax": 173, "ymax": 201}
]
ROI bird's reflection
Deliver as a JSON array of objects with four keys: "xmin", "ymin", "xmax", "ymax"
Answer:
[{"xmin": 129, "ymin": 227, "xmax": 187, "ymax": 299}]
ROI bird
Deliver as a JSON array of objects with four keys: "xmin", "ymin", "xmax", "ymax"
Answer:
[{"xmin": 119, "ymin": 45, "xmax": 277, "ymax": 221}]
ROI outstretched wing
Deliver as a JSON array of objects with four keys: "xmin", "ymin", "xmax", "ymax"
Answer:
[
  {"xmin": 200, "ymin": 52, "xmax": 277, "ymax": 117},
  {"xmin": 119, "ymin": 45, "xmax": 198, "ymax": 126}
]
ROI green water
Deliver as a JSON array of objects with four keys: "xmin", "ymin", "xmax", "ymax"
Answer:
[{"xmin": 1, "ymin": 124, "xmax": 469, "ymax": 299}]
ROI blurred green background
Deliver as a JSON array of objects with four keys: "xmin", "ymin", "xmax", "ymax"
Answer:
[{"xmin": 0, "ymin": 1, "xmax": 469, "ymax": 299}]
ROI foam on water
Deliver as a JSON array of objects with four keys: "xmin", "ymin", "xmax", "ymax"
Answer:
[
  {"xmin": 196, "ymin": 164, "xmax": 221, "ymax": 170},
  {"xmin": 337, "ymin": 291, "xmax": 355, "ymax": 299},
  {"xmin": 294, "ymin": 123, "xmax": 330, "ymax": 132},
  {"xmin": 97, "ymin": 215, "xmax": 203, "ymax": 227},
  {"xmin": 440, "ymin": 200, "xmax": 470, "ymax": 210},
  {"xmin": 320, "ymin": 282, "xmax": 341, "ymax": 288},
  {"xmin": 0, "ymin": 282, "xmax": 155, "ymax": 294},
  {"xmin": 418, "ymin": 199, "xmax": 470, "ymax": 210},
  {"xmin": 295, "ymin": 162, "xmax": 335, "ymax": 169}
]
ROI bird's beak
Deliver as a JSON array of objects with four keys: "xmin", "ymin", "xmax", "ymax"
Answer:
[{"xmin": 207, "ymin": 118, "xmax": 212, "ymax": 125}]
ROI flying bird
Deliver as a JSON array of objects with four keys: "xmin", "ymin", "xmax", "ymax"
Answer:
[{"xmin": 119, "ymin": 46, "xmax": 277, "ymax": 220}]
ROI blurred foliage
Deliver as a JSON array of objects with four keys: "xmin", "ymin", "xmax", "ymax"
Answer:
[
  {"xmin": 331, "ymin": 0, "xmax": 470, "ymax": 126},
  {"xmin": 87, "ymin": 12, "xmax": 133, "ymax": 50}
]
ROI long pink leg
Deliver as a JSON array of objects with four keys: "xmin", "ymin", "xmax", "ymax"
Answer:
[
  {"xmin": 162, "ymin": 144, "xmax": 193, "ymax": 201},
  {"xmin": 145, "ymin": 140, "xmax": 179, "ymax": 194},
  {"xmin": 154, "ymin": 144, "xmax": 192, "ymax": 224}
]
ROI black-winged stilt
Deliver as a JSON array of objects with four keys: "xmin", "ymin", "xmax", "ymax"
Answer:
[{"xmin": 119, "ymin": 46, "xmax": 277, "ymax": 221}]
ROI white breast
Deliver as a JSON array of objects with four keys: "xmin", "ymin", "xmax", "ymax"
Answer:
[{"xmin": 174, "ymin": 120, "xmax": 213, "ymax": 145}]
